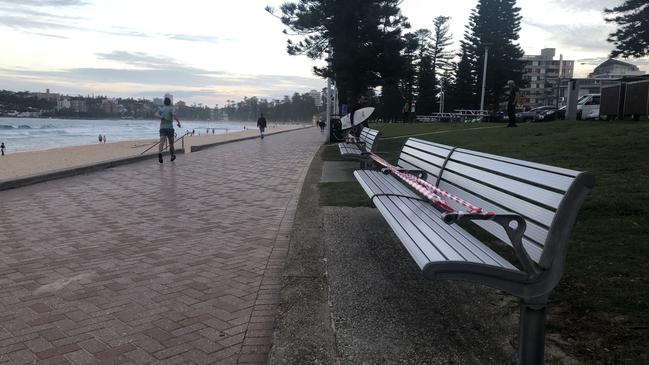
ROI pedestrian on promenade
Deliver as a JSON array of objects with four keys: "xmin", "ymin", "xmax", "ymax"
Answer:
[
  {"xmin": 103, "ymin": 135, "xmax": 107, "ymax": 144},
  {"xmin": 257, "ymin": 113, "xmax": 267, "ymax": 139},
  {"xmin": 98, "ymin": 134, "xmax": 102, "ymax": 143},
  {"xmin": 1, "ymin": 142, "xmax": 5, "ymax": 156},
  {"xmin": 507, "ymin": 80, "xmax": 519, "ymax": 128},
  {"xmin": 154, "ymin": 96, "xmax": 181, "ymax": 163}
]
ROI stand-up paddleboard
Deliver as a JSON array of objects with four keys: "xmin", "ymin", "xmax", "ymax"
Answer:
[{"xmin": 340, "ymin": 107, "xmax": 375, "ymax": 130}]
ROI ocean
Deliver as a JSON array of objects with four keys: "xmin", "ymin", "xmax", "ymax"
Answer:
[{"xmin": 0, "ymin": 118, "xmax": 257, "ymax": 153}]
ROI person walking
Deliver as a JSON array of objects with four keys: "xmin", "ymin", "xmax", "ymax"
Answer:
[
  {"xmin": 257, "ymin": 113, "xmax": 267, "ymax": 139},
  {"xmin": 507, "ymin": 80, "xmax": 519, "ymax": 127},
  {"xmin": 154, "ymin": 96, "xmax": 181, "ymax": 163},
  {"xmin": 98, "ymin": 134, "xmax": 102, "ymax": 143},
  {"xmin": 103, "ymin": 135, "xmax": 107, "ymax": 144},
  {"xmin": 1, "ymin": 142, "xmax": 5, "ymax": 156}
]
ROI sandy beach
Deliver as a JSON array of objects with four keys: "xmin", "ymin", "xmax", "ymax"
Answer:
[{"xmin": 0, "ymin": 124, "xmax": 307, "ymax": 181}]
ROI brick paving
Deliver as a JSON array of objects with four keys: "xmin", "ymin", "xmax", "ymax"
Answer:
[{"xmin": 0, "ymin": 128, "xmax": 322, "ymax": 364}]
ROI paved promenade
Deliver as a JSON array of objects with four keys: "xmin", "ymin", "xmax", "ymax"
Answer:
[{"xmin": 0, "ymin": 128, "xmax": 323, "ymax": 364}]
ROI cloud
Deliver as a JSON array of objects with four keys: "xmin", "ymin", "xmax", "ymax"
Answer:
[
  {"xmin": 164, "ymin": 34, "xmax": 225, "ymax": 43},
  {"xmin": 96, "ymin": 51, "xmax": 187, "ymax": 69},
  {"xmin": 0, "ymin": 51, "xmax": 323, "ymax": 100},
  {"xmin": 0, "ymin": 2, "xmax": 226, "ymax": 44},
  {"xmin": 576, "ymin": 56, "xmax": 610, "ymax": 66},
  {"xmin": 0, "ymin": 14, "xmax": 78, "ymax": 31},
  {"xmin": 546, "ymin": 0, "xmax": 613, "ymax": 11},
  {"xmin": 523, "ymin": 19, "xmax": 614, "ymax": 53},
  {"xmin": 0, "ymin": 0, "xmax": 87, "ymax": 7},
  {"xmin": 24, "ymin": 31, "xmax": 70, "ymax": 39}
]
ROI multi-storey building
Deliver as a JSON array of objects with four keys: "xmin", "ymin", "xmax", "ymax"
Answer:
[{"xmin": 520, "ymin": 48, "xmax": 574, "ymax": 108}]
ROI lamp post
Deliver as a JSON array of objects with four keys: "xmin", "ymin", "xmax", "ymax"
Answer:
[
  {"xmin": 325, "ymin": 47, "xmax": 333, "ymax": 143},
  {"xmin": 326, "ymin": 78, "xmax": 331, "ymax": 142},
  {"xmin": 479, "ymin": 43, "xmax": 493, "ymax": 113}
]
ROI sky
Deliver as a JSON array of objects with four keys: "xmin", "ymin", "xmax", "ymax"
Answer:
[{"xmin": 1, "ymin": 0, "xmax": 647, "ymax": 106}]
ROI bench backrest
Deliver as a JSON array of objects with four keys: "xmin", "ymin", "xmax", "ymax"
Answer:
[
  {"xmin": 398, "ymin": 138, "xmax": 594, "ymax": 274},
  {"xmin": 397, "ymin": 139, "xmax": 455, "ymax": 183},
  {"xmin": 359, "ymin": 128, "xmax": 381, "ymax": 152}
]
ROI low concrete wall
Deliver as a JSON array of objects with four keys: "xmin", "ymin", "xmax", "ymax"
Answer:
[
  {"xmin": 0, "ymin": 149, "xmax": 183, "ymax": 191},
  {"xmin": 0, "ymin": 126, "xmax": 314, "ymax": 191}
]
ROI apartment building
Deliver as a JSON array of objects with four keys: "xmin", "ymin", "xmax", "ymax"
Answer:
[{"xmin": 521, "ymin": 48, "xmax": 574, "ymax": 108}]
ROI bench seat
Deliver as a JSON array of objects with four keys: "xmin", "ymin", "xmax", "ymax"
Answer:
[
  {"xmin": 338, "ymin": 142, "xmax": 365, "ymax": 157},
  {"xmin": 338, "ymin": 127, "xmax": 381, "ymax": 166},
  {"xmin": 355, "ymin": 170, "xmax": 525, "ymax": 280}
]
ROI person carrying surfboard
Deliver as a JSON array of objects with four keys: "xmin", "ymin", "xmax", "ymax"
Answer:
[
  {"xmin": 154, "ymin": 96, "xmax": 181, "ymax": 163},
  {"xmin": 257, "ymin": 113, "xmax": 267, "ymax": 139}
]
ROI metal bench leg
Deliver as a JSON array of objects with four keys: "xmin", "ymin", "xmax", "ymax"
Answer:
[{"xmin": 518, "ymin": 301, "xmax": 547, "ymax": 365}]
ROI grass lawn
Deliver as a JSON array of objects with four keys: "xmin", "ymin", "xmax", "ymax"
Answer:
[{"xmin": 321, "ymin": 121, "xmax": 649, "ymax": 364}]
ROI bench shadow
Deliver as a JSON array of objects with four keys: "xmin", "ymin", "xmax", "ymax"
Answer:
[{"xmin": 323, "ymin": 206, "xmax": 519, "ymax": 364}]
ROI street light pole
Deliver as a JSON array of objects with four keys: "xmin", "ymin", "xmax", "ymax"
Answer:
[
  {"xmin": 479, "ymin": 43, "xmax": 492, "ymax": 112},
  {"xmin": 325, "ymin": 47, "xmax": 332, "ymax": 143}
]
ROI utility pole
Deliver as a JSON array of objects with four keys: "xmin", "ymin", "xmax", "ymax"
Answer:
[
  {"xmin": 326, "ymin": 78, "xmax": 331, "ymax": 143},
  {"xmin": 556, "ymin": 54, "xmax": 564, "ymax": 110},
  {"xmin": 325, "ymin": 48, "xmax": 333, "ymax": 143},
  {"xmin": 480, "ymin": 43, "xmax": 492, "ymax": 112},
  {"xmin": 439, "ymin": 82, "xmax": 445, "ymax": 113}
]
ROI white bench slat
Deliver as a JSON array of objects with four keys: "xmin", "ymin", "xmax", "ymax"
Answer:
[
  {"xmin": 406, "ymin": 139, "xmax": 455, "ymax": 157},
  {"xmin": 399, "ymin": 146, "xmax": 448, "ymax": 170},
  {"xmin": 440, "ymin": 170, "xmax": 556, "ymax": 228},
  {"xmin": 443, "ymin": 161, "xmax": 565, "ymax": 209},
  {"xmin": 455, "ymin": 148, "xmax": 581, "ymax": 177},
  {"xmin": 449, "ymin": 151, "xmax": 575, "ymax": 192},
  {"xmin": 339, "ymin": 143, "xmax": 364, "ymax": 157}
]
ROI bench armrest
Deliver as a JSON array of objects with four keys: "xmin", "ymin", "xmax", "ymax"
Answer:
[{"xmin": 442, "ymin": 212, "xmax": 539, "ymax": 276}]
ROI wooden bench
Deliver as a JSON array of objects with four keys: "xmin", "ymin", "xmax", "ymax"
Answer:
[
  {"xmin": 354, "ymin": 138, "xmax": 595, "ymax": 365},
  {"xmin": 338, "ymin": 127, "xmax": 381, "ymax": 167}
]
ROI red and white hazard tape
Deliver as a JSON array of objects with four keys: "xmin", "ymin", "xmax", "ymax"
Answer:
[{"xmin": 369, "ymin": 153, "xmax": 495, "ymax": 218}]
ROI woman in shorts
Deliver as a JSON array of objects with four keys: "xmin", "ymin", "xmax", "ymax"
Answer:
[{"xmin": 154, "ymin": 97, "xmax": 181, "ymax": 163}]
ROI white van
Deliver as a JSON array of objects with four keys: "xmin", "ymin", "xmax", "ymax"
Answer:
[{"xmin": 577, "ymin": 94, "xmax": 600, "ymax": 120}]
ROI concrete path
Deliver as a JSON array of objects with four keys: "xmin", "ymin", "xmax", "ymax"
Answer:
[{"xmin": 0, "ymin": 128, "xmax": 323, "ymax": 364}]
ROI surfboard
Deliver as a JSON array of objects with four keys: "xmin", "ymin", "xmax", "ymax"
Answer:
[{"xmin": 340, "ymin": 107, "xmax": 375, "ymax": 130}]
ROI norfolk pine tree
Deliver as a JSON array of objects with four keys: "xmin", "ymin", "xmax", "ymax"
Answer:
[
  {"xmin": 268, "ymin": 0, "xmax": 409, "ymax": 115},
  {"xmin": 415, "ymin": 29, "xmax": 436, "ymax": 115},
  {"xmin": 452, "ymin": 0, "xmax": 524, "ymax": 112},
  {"xmin": 605, "ymin": 0, "xmax": 649, "ymax": 57}
]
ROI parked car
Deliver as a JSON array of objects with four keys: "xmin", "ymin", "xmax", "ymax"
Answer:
[
  {"xmin": 579, "ymin": 94, "xmax": 601, "ymax": 120},
  {"xmin": 517, "ymin": 106, "xmax": 557, "ymax": 122},
  {"xmin": 557, "ymin": 94, "xmax": 601, "ymax": 120}
]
